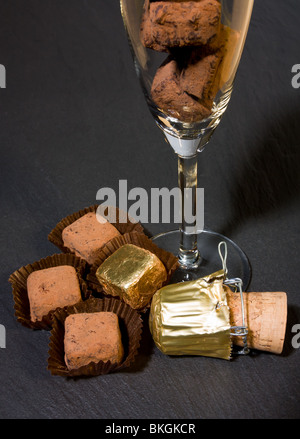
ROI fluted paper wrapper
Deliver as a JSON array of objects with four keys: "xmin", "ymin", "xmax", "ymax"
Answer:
[
  {"xmin": 47, "ymin": 296, "xmax": 143, "ymax": 377},
  {"xmin": 86, "ymin": 232, "xmax": 179, "ymax": 312},
  {"xmin": 8, "ymin": 254, "xmax": 90, "ymax": 330},
  {"xmin": 48, "ymin": 205, "xmax": 144, "ymax": 257},
  {"xmin": 149, "ymin": 270, "xmax": 232, "ymax": 360}
]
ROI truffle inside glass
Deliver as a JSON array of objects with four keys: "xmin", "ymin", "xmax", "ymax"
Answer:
[{"xmin": 120, "ymin": 0, "xmax": 254, "ymax": 285}]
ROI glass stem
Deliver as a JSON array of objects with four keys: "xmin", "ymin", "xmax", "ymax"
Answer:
[{"xmin": 178, "ymin": 154, "xmax": 200, "ymax": 268}]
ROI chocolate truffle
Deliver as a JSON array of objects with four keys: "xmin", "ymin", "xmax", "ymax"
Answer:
[
  {"xmin": 96, "ymin": 244, "xmax": 167, "ymax": 310},
  {"xmin": 141, "ymin": 0, "xmax": 221, "ymax": 52},
  {"xmin": 180, "ymin": 51, "xmax": 223, "ymax": 105},
  {"xmin": 62, "ymin": 212, "xmax": 121, "ymax": 265},
  {"xmin": 27, "ymin": 266, "xmax": 82, "ymax": 322},
  {"xmin": 151, "ymin": 58, "xmax": 211, "ymax": 122},
  {"xmin": 64, "ymin": 312, "xmax": 124, "ymax": 370}
]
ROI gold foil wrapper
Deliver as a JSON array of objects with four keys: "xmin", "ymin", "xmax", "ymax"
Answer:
[
  {"xmin": 149, "ymin": 270, "xmax": 232, "ymax": 360},
  {"xmin": 96, "ymin": 244, "xmax": 167, "ymax": 310}
]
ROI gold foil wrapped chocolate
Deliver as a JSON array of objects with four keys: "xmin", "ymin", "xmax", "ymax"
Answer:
[
  {"xmin": 96, "ymin": 244, "xmax": 167, "ymax": 310},
  {"xmin": 149, "ymin": 270, "xmax": 232, "ymax": 360}
]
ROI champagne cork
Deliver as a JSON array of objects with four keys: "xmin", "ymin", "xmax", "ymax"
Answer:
[{"xmin": 226, "ymin": 288, "xmax": 288, "ymax": 354}]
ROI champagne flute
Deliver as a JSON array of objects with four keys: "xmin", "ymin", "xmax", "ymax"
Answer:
[{"xmin": 120, "ymin": 0, "xmax": 254, "ymax": 285}]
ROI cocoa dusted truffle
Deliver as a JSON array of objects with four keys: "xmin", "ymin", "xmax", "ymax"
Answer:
[
  {"xmin": 180, "ymin": 51, "xmax": 223, "ymax": 105},
  {"xmin": 151, "ymin": 57, "xmax": 212, "ymax": 122},
  {"xmin": 141, "ymin": 0, "xmax": 221, "ymax": 52},
  {"xmin": 140, "ymin": 0, "xmax": 234, "ymax": 123},
  {"xmin": 64, "ymin": 312, "xmax": 124, "ymax": 370},
  {"xmin": 27, "ymin": 266, "xmax": 82, "ymax": 322},
  {"xmin": 62, "ymin": 212, "xmax": 121, "ymax": 265},
  {"xmin": 96, "ymin": 244, "xmax": 167, "ymax": 310}
]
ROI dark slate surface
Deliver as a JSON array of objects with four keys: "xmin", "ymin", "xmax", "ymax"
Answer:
[{"xmin": 0, "ymin": 0, "xmax": 300, "ymax": 420}]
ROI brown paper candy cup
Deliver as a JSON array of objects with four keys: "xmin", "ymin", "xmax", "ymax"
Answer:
[
  {"xmin": 86, "ymin": 231, "xmax": 179, "ymax": 311},
  {"xmin": 47, "ymin": 296, "xmax": 143, "ymax": 377},
  {"xmin": 47, "ymin": 204, "xmax": 144, "ymax": 256},
  {"xmin": 8, "ymin": 253, "xmax": 90, "ymax": 331}
]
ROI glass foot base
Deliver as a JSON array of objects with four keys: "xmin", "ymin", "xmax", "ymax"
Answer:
[{"xmin": 152, "ymin": 229, "xmax": 252, "ymax": 289}]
